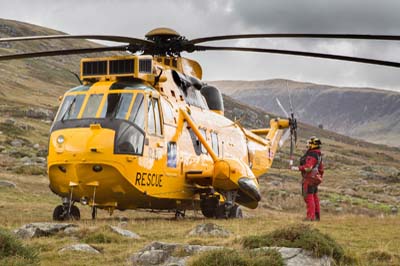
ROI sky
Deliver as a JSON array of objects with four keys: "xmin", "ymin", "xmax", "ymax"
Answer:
[{"xmin": 1, "ymin": 0, "xmax": 400, "ymax": 92}]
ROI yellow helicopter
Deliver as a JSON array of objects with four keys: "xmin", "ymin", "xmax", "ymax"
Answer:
[{"xmin": 1, "ymin": 28, "xmax": 399, "ymax": 220}]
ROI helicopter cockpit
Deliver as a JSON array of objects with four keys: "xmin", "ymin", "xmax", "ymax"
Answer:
[{"xmin": 50, "ymin": 81, "xmax": 161, "ymax": 156}]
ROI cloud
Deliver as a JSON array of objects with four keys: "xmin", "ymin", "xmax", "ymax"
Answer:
[{"xmin": 0, "ymin": 0, "xmax": 400, "ymax": 91}]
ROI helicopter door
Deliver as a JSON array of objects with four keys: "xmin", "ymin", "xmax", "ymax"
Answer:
[{"xmin": 143, "ymin": 95, "xmax": 164, "ymax": 163}]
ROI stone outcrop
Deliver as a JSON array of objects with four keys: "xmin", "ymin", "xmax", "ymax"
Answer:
[
  {"xmin": 59, "ymin": 244, "xmax": 101, "ymax": 254},
  {"xmin": 108, "ymin": 225, "xmax": 140, "ymax": 239},
  {"xmin": 256, "ymin": 247, "xmax": 333, "ymax": 266},
  {"xmin": 0, "ymin": 180, "xmax": 16, "ymax": 188},
  {"xmin": 187, "ymin": 223, "xmax": 231, "ymax": 237},
  {"xmin": 14, "ymin": 223, "xmax": 78, "ymax": 239},
  {"xmin": 131, "ymin": 241, "xmax": 222, "ymax": 266}
]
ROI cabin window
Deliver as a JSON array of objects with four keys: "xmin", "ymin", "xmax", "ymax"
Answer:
[
  {"xmin": 199, "ymin": 128, "xmax": 207, "ymax": 154},
  {"xmin": 82, "ymin": 94, "xmax": 104, "ymax": 118},
  {"xmin": 153, "ymin": 98, "xmax": 162, "ymax": 135},
  {"xmin": 56, "ymin": 94, "xmax": 85, "ymax": 121},
  {"xmin": 211, "ymin": 132, "xmax": 219, "ymax": 156},
  {"xmin": 167, "ymin": 142, "xmax": 177, "ymax": 168},
  {"xmin": 146, "ymin": 97, "xmax": 163, "ymax": 136},
  {"xmin": 161, "ymin": 98, "xmax": 175, "ymax": 124},
  {"xmin": 188, "ymin": 128, "xmax": 201, "ymax": 156},
  {"xmin": 100, "ymin": 93, "xmax": 133, "ymax": 119},
  {"xmin": 129, "ymin": 93, "xmax": 145, "ymax": 130}
]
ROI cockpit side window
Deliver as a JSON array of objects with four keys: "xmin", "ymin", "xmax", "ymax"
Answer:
[
  {"xmin": 129, "ymin": 93, "xmax": 145, "ymax": 130},
  {"xmin": 55, "ymin": 94, "xmax": 86, "ymax": 121},
  {"xmin": 82, "ymin": 94, "xmax": 104, "ymax": 118},
  {"xmin": 147, "ymin": 97, "xmax": 156, "ymax": 134}
]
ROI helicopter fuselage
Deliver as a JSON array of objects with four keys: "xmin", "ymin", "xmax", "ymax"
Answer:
[{"xmin": 47, "ymin": 55, "xmax": 288, "ymax": 214}]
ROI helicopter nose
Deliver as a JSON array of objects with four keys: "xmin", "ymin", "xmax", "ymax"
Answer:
[{"xmin": 238, "ymin": 177, "xmax": 261, "ymax": 202}]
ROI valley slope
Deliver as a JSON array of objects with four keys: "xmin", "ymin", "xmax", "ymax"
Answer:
[{"xmin": 211, "ymin": 79, "xmax": 400, "ymax": 147}]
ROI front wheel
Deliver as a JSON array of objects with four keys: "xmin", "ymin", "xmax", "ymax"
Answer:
[
  {"xmin": 53, "ymin": 205, "xmax": 67, "ymax": 221},
  {"xmin": 69, "ymin": 205, "xmax": 80, "ymax": 220},
  {"xmin": 229, "ymin": 205, "xmax": 243, "ymax": 219}
]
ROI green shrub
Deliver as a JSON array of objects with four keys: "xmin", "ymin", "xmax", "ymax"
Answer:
[
  {"xmin": 0, "ymin": 227, "xmax": 39, "ymax": 265},
  {"xmin": 242, "ymin": 224, "xmax": 346, "ymax": 263},
  {"xmin": 188, "ymin": 248, "xmax": 284, "ymax": 266},
  {"xmin": 249, "ymin": 249, "xmax": 284, "ymax": 266},
  {"xmin": 364, "ymin": 250, "xmax": 400, "ymax": 266},
  {"xmin": 189, "ymin": 249, "xmax": 247, "ymax": 266},
  {"xmin": 82, "ymin": 232, "xmax": 120, "ymax": 244},
  {"xmin": 13, "ymin": 165, "xmax": 46, "ymax": 176}
]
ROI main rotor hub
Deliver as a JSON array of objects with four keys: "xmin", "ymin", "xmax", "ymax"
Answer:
[
  {"xmin": 145, "ymin": 27, "xmax": 181, "ymax": 39},
  {"xmin": 144, "ymin": 27, "xmax": 194, "ymax": 56}
]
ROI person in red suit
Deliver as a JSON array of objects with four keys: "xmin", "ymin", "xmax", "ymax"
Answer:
[{"xmin": 291, "ymin": 136, "xmax": 324, "ymax": 221}]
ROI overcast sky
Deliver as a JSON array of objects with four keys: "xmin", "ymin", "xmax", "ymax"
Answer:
[{"xmin": 1, "ymin": 0, "xmax": 400, "ymax": 92}]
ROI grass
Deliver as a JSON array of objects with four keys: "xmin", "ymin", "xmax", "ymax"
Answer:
[
  {"xmin": 0, "ymin": 171, "xmax": 399, "ymax": 265},
  {"xmin": 0, "ymin": 227, "xmax": 39, "ymax": 265}
]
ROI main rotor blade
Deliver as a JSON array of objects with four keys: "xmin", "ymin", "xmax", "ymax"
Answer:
[
  {"xmin": 194, "ymin": 45, "xmax": 400, "ymax": 68},
  {"xmin": 0, "ymin": 35, "xmax": 154, "ymax": 46},
  {"xmin": 191, "ymin": 34, "xmax": 400, "ymax": 44},
  {"xmin": 0, "ymin": 46, "xmax": 128, "ymax": 61}
]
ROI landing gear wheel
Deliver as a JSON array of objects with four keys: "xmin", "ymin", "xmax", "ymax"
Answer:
[
  {"xmin": 69, "ymin": 205, "xmax": 80, "ymax": 220},
  {"xmin": 53, "ymin": 205, "xmax": 67, "ymax": 221},
  {"xmin": 229, "ymin": 205, "xmax": 243, "ymax": 219},
  {"xmin": 175, "ymin": 210, "xmax": 186, "ymax": 219},
  {"xmin": 200, "ymin": 197, "xmax": 219, "ymax": 218},
  {"xmin": 215, "ymin": 204, "xmax": 229, "ymax": 219},
  {"xmin": 53, "ymin": 204, "xmax": 80, "ymax": 221},
  {"xmin": 92, "ymin": 206, "xmax": 97, "ymax": 220}
]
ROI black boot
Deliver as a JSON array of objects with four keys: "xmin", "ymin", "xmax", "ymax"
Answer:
[{"xmin": 315, "ymin": 212, "xmax": 320, "ymax": 221}]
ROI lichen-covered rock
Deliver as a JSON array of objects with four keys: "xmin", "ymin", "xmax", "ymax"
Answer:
[
  {"xmin": 59, "ymin": 244, "xmax": 100, "ymax": 254},
  {"xmin": 188, "ymin": 223, "xmax": 231, "ymax": 237},
  {"xmin": 131, "ymin": 241, "xmax": 222, "ymax": 266},
  {"xmin": 14, "ymin": 223, "xmax": 78, "ymax": 239},
  {"xmin": 0, "ymin": 180, "xmax": 16, "ymax": 188},
  {"xmin": 108, "ymin": 225, "xmax": 140, "ymax": 239},
  {"xmin": 255, "ymin": 247, "xmax": 332, "ymax": 266}
]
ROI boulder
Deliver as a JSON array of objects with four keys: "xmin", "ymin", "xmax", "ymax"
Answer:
[
  {"xmin": 133, "ymin": 249, "xmax": 169, "ymax": 265},
  {"xmin": 10, "ymin": 139, "xmax": 23, "ymax": 147},
  {"xmin": 131, "ymin": 241, "xmax": 222, "ymax": 266},
  {"xmin": 108, "ymin": 225, "xmax": 140, "ymax": 239},
  {"xmin": 25, "ymin": 108, "xmax": 54, "ymax": 120},
  {"xmin": 14, "ymin": 223, "xmax": 78, "ymax": 239},
  {"xmin": 59, "ymin": 244, "xmax": 100, "ymax": 254},
  {"xmin": 255, "ymin": 247, "xmax": 332, "ymax": 266},
  {"xmin": 0, "ymin": 180, "xmax": 16, "ymax": 188},
  {"xmin": 188, "ymin": 223, "xmax": 231, "ymax": 237}
]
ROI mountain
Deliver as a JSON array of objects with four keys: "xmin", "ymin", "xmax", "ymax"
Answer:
[
  {"xmin": 0, "ymin": 18, "xmax": 119, "ymax": 109},
  {"xmin": 210, "ymin": 79, "xmax": 400, "ymax": 147}
]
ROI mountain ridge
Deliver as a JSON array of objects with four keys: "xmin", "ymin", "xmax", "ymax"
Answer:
[{"xmin": 211, "ymin": 79, "xmax": 400, "ymax": 147}]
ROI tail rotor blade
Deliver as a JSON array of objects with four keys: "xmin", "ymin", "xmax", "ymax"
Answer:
[
  {"xmin": 279, "ymin": 130, "xmax": 291, "ymax": 147},
  {"xmin": 275, "ymin": 98, "xmax": 289, "ymax": 118}
]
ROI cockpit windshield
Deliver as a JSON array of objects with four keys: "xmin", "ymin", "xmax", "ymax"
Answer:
[
  {"xmin": 100, "ymin": 93, "xmax": 133, "ymax": 119},
  {"xmin": 55, "ymin": 92, "xmax": 146, "ymax": 127},
  {"xmin": 56, "ymin": 94, "xmax": 85, "ymax": 122},
  {"xmin": 52, "ymin": 83, "xmax": 156, "ymax": 156}
]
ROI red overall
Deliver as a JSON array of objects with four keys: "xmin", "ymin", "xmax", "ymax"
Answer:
[{"xmin": 299, "ymin": 149, "xmax": 324, "ymax": 221}]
